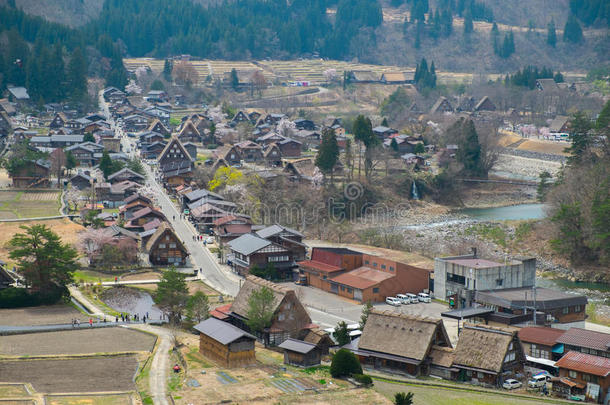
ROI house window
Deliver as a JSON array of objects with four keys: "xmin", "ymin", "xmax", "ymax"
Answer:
[
  {"xmin": 373, "ymin": 287, "xmax": 379, "ymax": 293},
  {"xmin": 322, "ymin": 275, "xmax": 327, "ymax": 280},
  {"xmin": 159, "ymin": 243, "xmax": 166, "ymax": 249},
  {"xmin": 169, "ymin": 243, "xmax": 176, "ymax": 248},
  {"xmin": 569, "ymin": 370, "xmax": 578, "ymax": 379},
  {"xmin": 268, "ymin": 255, "xmax": 289, "ymax": 262},
  {"xmin": 504, "ymin": 352, "xmax": 515, "ymax": 362},
  {"xmin": 477, "ymin": 372, "xmax": 484, "ymax": 379},
  {"xmin": 381, "ymin": 264, "xmax": 386, "ymax": 269},
  {"xmin": 341, "ymin": 286, "xmax": 345, "ymax": 291},
  {"xmin": 347, "ymin": 288, "xmax": 352, "ymax": 294},
  {"xmin": 364, "ymin": 260, "xmax": 369, "ymax": 265},
  {"xmin": 563, "ymin": 307, "xmax": 569, "ymax": 314},
  {"xmin": 496, "ymin": 278, "xmax": 503, "ymax": 286},
  {"xmin": 389, "ymin": 266, "xmax": 394, "ymax": 271},
  {"xmin": 372, "ymin": 262, "xmax": 377, "ymax": 267},
  {"xmin": 278, "ymin": 313, "xmax": 285, "ymax": 321},
  {"xmin": 166, "ymin": 236, "xmax": 170, "ymax": 241},
  {"xmin": 583, "ymin": 374, "xmax": 598, "ymax": 384},
  {"xmin": 574, "ymin": 305, "xmax": 581, "ymax": 312}
]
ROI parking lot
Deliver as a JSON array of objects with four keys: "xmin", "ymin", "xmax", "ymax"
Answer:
[{"xmin": 281, "ymin": 282, "xmax": 458, "ymax": 345}]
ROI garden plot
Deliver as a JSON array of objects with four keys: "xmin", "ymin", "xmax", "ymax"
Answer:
[
  {"xmin": 0, "ymin": 327, "xmax": 156, "ymax": 357},
  {"xmin": 0, "ymin": 190, "xmax": 60, "ymax": 219},
  {"xmin": 45, "ymin": 393, "xmax": 133, "ymax": 405},
  {"xmin": 0, "ymin": 304, "xmax": 88, "ymax": 327},
  {"xmin": 0, "ymin": 356, "xmax": 139, "ymax": 393}
]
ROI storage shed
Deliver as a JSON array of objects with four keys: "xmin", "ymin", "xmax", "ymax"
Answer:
[
  {"xmin": 194, "ymin": 317, "xmax": 257, "ymax": 368},
  {"xmin": 278, "ymin": 338, "xmax": 321, "ymax": 367}
]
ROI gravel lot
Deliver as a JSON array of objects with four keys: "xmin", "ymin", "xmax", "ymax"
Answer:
[
  {"xmin": 0, "ymin": 327, "xmax": 156, "ymax": 356},
  {"xmin": 0, "ymin": 356, "xmax": 138, "ymax": 393},
  {"xmin": 0, "ymin": 305, "xmax": 89, "ymax": 327}
]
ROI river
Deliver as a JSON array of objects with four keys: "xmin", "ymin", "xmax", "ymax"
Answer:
[{"xmin": 459, "ymin": 203, "xmax": 547, "ymax": 221}]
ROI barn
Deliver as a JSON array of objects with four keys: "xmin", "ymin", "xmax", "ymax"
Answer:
[{"xmin": 194, "ymin": 317, "xmax": 257, "ymax": 368}]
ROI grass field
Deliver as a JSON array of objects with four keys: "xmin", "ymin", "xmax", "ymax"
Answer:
[
  {"xmin": 517, "ymin": 139, "xmax": 569, "ymax": 156},
  {"xmin": 0, "ymin": 327, "xmax": 156, "ymax": 356},
  {"xmin": 0, "ymin": 356, "xmax": 139, "ymax": 393},
  {"xmin": 45, "ymin": 394, "xmax": 133, "ymax": 405},
  {"xmin": 0, "ymin": 190, "xmax": 61, "ymax": 219},
  {"xmin": 373, "ymin": 380, "xmax": 559, "ymax": 405}
]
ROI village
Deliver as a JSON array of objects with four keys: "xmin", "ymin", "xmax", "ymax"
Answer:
[{"xmin": 0, "ymin": 58, "xmax": 608, "ymax": 405}]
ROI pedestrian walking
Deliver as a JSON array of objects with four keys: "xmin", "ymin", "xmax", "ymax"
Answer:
[
  {"xmin": 71, "ymin": 318, "xmax": 75, "ymax": 328},
  {"xmin": 115, "ymin": 316, "xmax": 119, "ymax": 322},
  {"xmin": 89, "ymin": 318, "xmax": 93, "ymax": 327},
  {"xmin": 75, "ymin": 319, "xmax": 80, "ymax": 327},
  {"xmin": 146, "ymin": 312, "xmax": 149, "ymax": 318}
]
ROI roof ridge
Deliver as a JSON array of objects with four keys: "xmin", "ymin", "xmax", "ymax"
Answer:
[
  {"xmin": 246, "ymin": 275, "xmax": 292, "ymax": 294},
  {"xmin": 370, "ymin": 308, "xmax": 440, "ymax": 324}
]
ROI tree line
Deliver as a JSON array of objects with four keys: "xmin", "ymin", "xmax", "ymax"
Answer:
[{"xmin": 503, "ymin": 66, "xmax": 564, "ymax": 89}]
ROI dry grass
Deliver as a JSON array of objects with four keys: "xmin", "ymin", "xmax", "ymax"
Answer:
[
  {"xmin": 516, "ymin": 139, "xmax": 569, "ymax": 156},
  {"xmin": 498, "ymin": 130, "xmax": 523, "ymax": 147},
  {"xmin": 45, "ymin": 394, "xmax": 133, "ymax": 405},
  {"xmin": 0, "ymin": 383, "xmax": 29, "ymax": 397},
  {"xmin": 0, "ymin": 218, "xmax": 84, "ymax": 261},
  {"xmin": 0, "ymin": 304, "xmax": 89, "ymax": 327}
]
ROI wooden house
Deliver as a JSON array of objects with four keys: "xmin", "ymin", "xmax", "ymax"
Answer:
[
  {"xmin": 148, "ymin": 119, "xmax": 170, "ymax": 137},
  {"xmin": 140, "ymin": 131, "xmax": 166, "ymax": 145},
  {"xmin": 228, "ymin": 276, "xmax": 312, "ymax": 346},
  {"xmin": 264, "ymin": 144, "xmax": 282, "ymax": 166},
  {"xmin": 556, "ymin": 328, "xmax": 610, "ymax": 358},
  {"xmin": 235, "ymin": 141, "xmax": 263, "ymax": 162},
  {"xmin": 474, "ymin": 96, "xmax": 496, "ymax": 112},
  {"xmin": 231, "ymin": 110, "xmax": 250, "ymax": 126},
  {"xmin": 349, "ymin": 71, "xmax": 379, "ymax": 83},
  {"xmin": 380, "ymin": 72, "xmax": 415, "ymax": 84},
  {"xmin": 227, "ymin": 234, "xmax": 295, "ymax": 279},
  {"xmin": 518, "ymin": 326, "xmax": 566, "ymax": 362},
  {"xmin": 429, "ymin": 97, "xmax": 454, "ymax": 115},
  {"xmin": 213, "ymin": 215, "xmax": 253, "ymax": 244},
  {"xmin": 554, "ymin": 351, "xmax": 610, "ymax": 402},
  {"xmin": 279, "ymin": 338, "xmax": 322, "ymax": 367},
  {"xmin": 177, "ymin": 120, "xmax": 201, "ymax": 143},
  {"xmin": 256, "ymin": 224, "xmax": 307, "ymax": 262},
  {"xmin": 69, "ymin": 171, "xmax": 93, "ymax": 190},
  {"xmin": 127, "ymin": 206, "xmax": 167, "ymax": 228},
  {"xmin": 194, "ymin": 317, "xmax": 257, "ymax": 368},
  {"xmin": 277, "ymin": 138, "xmax": 302, "ymax": 158},
  {"xmin": 146, "ymin": 222, "xmax": 188, "ymax": 266},
  {"xmin": 451, "ymin": 324, "xmax": 525, "ymax": 387},
  {"xmin": 347, "ymin": 310, "xmax": 452, "ymax": 376},
  {"xmin": 157, "ymin": 136, "xmax": 194, "ymax": 186},
  {"xmin": 299, "ymin": 329, "xmax": 334, "ymax": 356},
  {"xmin": 11, "ymin": 159, "xmax": 50, "ymax": 188},
  {"xmin": 213, "ymin": 145, "xmax": 241, "ymax": 166},
  {"xmin": 141, "ymin": 141, "xmax": 167, "ymax": 160},
  {"xmin": 50, "ymin": 112, "xmax": 68, "ymax": 129},
  {"xmin": 372, "ymin": 126, "xmax": 398, "ymax": 140},
  {"xmin": 283, "ymin": 158, "xmax": 321, "ymax": 184},
  {"xmin": 294, "ymin": 119, "xmax": 316, "ymax": 131},
  {"xmin": 549, "ymin": 115, "xmax": 570, "ymax": 134},
  {"xmin": 107, "ymin": 168, "xmax": 145, "ymax": 184},
  {"xmin": 256, "ymin": 132, "xmax": 285, "ymax": 147}
]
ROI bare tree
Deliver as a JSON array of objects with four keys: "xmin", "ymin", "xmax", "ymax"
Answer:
[
  {"xmin": 173, "ymin": 61, "xmax": 200, "ymax": 87},
  {"xmin": 50, "ymin": 148, "xmax": 66, "ymax": 189}
]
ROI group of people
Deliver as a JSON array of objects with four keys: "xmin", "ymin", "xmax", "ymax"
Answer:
[
  {"xmin": 71, "ymin": 318, "xmax": 101, "ymax": 327},
  {"xmin": 115, "ymin": 312, "xmax": 149, "ymax": 323}
]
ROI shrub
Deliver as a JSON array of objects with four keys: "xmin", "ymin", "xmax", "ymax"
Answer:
[
  {"xmin": 0, "ymin": 286, "xmax": 67, "ymax": 308},
  {"xmin": 353, "ymin": 373, "xmax": 373, "ymax": 385},
  {"xmin": 330, "ymin": 348, "xmax": 362, "ymax": 378}
]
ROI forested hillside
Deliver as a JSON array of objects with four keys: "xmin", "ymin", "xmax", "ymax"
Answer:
[{"xmin": 0, "ymin": 0, "xmax": 608, "ymax": 79}]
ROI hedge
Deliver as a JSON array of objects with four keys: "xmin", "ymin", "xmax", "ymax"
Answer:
[
  {"xmin": 353, "ymin": 373, "xmax": 373, "ymax": 385},
  {"xmin": 0, "ymin": 286, "xmax": 67, "ymax": 308}
]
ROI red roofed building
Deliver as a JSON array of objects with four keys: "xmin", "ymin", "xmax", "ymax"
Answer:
[
  {"xmin": 213, "ymin": 215, "xmax": 253, "ymax": 244},
  {"xmin": 555, "ymin": 351, "xmax": 610, "ymax": 402},
  {"xmin": 210, "ymin": 303, "xmax": 232, "ymax": 320},
  {"xmin": 518, "ymin": 326, "xmax": 566, "ymax": 361},
  {"xmin": 298, "ymin": 248, "xmax": 431, "ymax": 303},
  {"xmin": 557, "ymin": 328, "xmax": 610, "ymax": 358}
]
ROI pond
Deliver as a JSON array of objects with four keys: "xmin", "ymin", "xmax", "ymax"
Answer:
[
  {"xmin": 459, "ymin": 203, "xmax": 547, "ymax": 221},
  {"xmin": 537, "ymin": 277, "xmax": 610, "ymax": 302},
  {"xmin": 102, "ymin": 287, "xmax": 164, "ymax": 320}
]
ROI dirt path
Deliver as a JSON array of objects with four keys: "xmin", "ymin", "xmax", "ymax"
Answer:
[{"xmin": 130, "ymin": 324, "xmax": 171, "ymax": 405}]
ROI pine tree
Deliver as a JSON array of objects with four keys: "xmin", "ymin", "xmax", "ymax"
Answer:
[
  {"xmin": 67, "ymin": 47, "xmax": 87, "ymax": 102},
  {"xmin": 463, "ymin": 10, "xmax": 473, "ymax": 34},
  {"xmin": 163, "ymin": 59, "xmax": 173, "ymax": 81},
  {"xmin": 315, "ymin": 128, "xmax": 340, "ymax": 183},
  {"xmin": 547, "ymin": 20, "xmax": 557, "ymax": 47},
  {"xmin": 455, "ymin": 118, "xmax": 484, "ymax": 176},
  {"xmin": 491, "ymin": 22, "xmax": 499, "ymax": 54},
  {"xmin": 566, "ymin": 111, "xmax": 592, "ymax": 164},
  {"xmin": 564, "ymin": 14, "xmax": 583, "ymax": 43},
  {"xmin": 99, "ymin": 150, "xmax": 114, "ymax": 179}
]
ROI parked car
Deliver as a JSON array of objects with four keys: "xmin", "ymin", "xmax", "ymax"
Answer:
[
  {"xmin": 396, "ymin": 294, "xmax": 411, "ymax": 304},
  {"xmin": 417, "ymin": 292, "xmax": 431, "ymax": 303},
  {"xmin": 405, "ymin": 293, "xmax": 418, "ymax": 303},
  {"xmin": 503, "ymin": 379, "xmax": 522, "ymax": 390},
  {"xmin": 385, "ymin": 297, "xmax": 401, "ymax": 306},
  {"xmin": 528, "ymin": 374, "xmax": 551, "ymax": 388}
]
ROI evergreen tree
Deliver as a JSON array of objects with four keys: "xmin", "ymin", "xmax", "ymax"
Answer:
[
  {"xmin": 67, "ymin": 47, "xmax": 87, "ymax": 102},
  {"xmin": 162, "ymin": 59, "xmax": 173, "ymax": 81},
  {"xmin": 353, "ymin": 114, "xmax": 379, "ymax": 181},
  {"xmin": 463, "ymin": 10, "xmax": 474, "ymax": 34},
  {"xmin": 390, "ymin": 137, "xmax": 399, "ymax": 153},
  {"xmin": 564, "ymin": 14, "xmax": 584, "ymax": 43},
  {"xmin": 596, "ymin": 100, "xmax": 610, "ymax": 132},
  {"xmin": 454, "ymin": 118, "xmax": 484, "ymax": 176},
  {"xmin": 230, "ymin": 68, "xmax": 239, "ymax": 91},
  {"xmin": 99, "ymin": 150, "xmax": 114, "ymax": 179},
  {"xmin": 565, "ymin": 111, "xmax": 592, "ymax": 164},
  {"xmin": 83, "ymin": 133, "xmax": 95, "ymax": 143},
  {"xmin": 155, "ymin": 267, "xmax": 189, "ymax": 325},
  {"xmin": 547, "ymin": 20, "xmax": 557, "ymax": 47},
  {"xmin": 333, "ymin": 321, "xmax": 351, "ymax": 346},
  {"xmin": 491, "ymin": 22, "xmax": 499, "ymax": 53},
  {"xmin": 105, "ymin": 44, "xmax": 128, "ymax": 90},
  {"xmin": 315, "ymin": 128, "xmax": 339, "ymax": 183}
]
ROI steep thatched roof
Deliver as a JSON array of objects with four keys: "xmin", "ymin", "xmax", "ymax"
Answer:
[
  {"xmin": 358, "ymin": 310, "xmax": 451, "ymax": 362},
  {"xmin": 230, "ymin": 275, "xmax": 291, "ymax": 319},
  {"xmin": 145, "ymin": 222, "xmax": 185, "ymax": 253},
  {"xmin": 429, "ymin": 345, "xmax": 455, "ymax": 368},
  {"xmin": 452, "ymin": 324, "xmax": 517, "ymax": 373}
]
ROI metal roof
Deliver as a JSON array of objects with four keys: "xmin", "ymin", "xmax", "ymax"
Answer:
[
  {"xmin": 555, "ymin": 351, "xmax": 610, "ymax": 377},
  {"xmin": 441, "ymin": 307, "xmax": 495, "ymax": 320},
  {"xmin": 475, "ymin": 287, "xmax": 587, "ymax": 310},
  {"xmin": 556, "ymin": 328, "xmax": 610, "ymax": 351},
  {"xmin": 193, "ymin": 317, "xmax": 255, "ymax": 345},
  {"xmin": 228, "ymin": 233, "xmax": 271, "ymax": 256},
  {"xmin": 256, "ymin": 224, "xmax": 303, "ymax": 239},
  {"xmin": 278, "ymin": 338, "xmax": 317, "ymax": 354},
  {"xmin": 8, "ymin": 87, "xmax": 30, "ymax": 100}
]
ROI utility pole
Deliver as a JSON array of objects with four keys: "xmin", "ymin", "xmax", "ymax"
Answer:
[{"xmin": 533, "ymin": 285, "xmax": 537, "ymax": 326}]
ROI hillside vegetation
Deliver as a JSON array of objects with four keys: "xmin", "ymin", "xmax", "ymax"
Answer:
[{"xmin": 1, "ymin": 0, "xmax": 608, "ymax": 73}]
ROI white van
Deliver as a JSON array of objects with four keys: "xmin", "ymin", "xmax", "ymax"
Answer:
[
  {"xmin": 405, "ymin": 293, "xmax": 418, "ymax": 304},
  {"xmin": 528, "ymin": 374, "xmax": 551, "ymax": 388},
  {"xmin": 417, "ymin": 292, "xmax": 431, "ymax": 303},
  {"xmin": 396, "ymin": 294, "xmax": 411, "ymax": 305}
]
